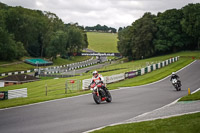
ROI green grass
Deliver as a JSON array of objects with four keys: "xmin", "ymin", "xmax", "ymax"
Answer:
[
  {"xmin": 0, "ymin": 51, "xmax": 199, "ymax": 109},
  {"xmin": 0, "ymin": 56, "xmax": 91, "ymax": 74},
  {"xmin": 179, "ymin": 90, "xmax": 200, "ymax": 101},
  {"xmin": 87, "ymin": 32, "xmax": 118, "ymax": 52},
  {"xmin": 0, "ymin": 63, "xmax": 35, "ymax": 74},
  {"xmin": 92, "ymin": 112, "xmax": 200, "ymax": 133}
]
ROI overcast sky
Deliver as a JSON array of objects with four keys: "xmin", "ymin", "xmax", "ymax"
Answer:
[{"xmin": 0, "ymin": 0, "xmax": 199, "ymax": 29}]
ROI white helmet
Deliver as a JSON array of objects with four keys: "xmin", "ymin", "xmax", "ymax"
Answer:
[
  {"xmin": 93, "ymin": 70, "xmax": 98, "ymax": 76},
  {"xmin": 172, "ymin": 72, "xmax": 175, "ymax": 75}
]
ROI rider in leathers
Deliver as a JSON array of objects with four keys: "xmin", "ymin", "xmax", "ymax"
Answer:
[
  {"xmin": 90, "ymin": 71, "xmax": 107, "ymax": 93},
  {"xmin": 170, "ymin": 72, "xmax": 181, "ymax": 86}
]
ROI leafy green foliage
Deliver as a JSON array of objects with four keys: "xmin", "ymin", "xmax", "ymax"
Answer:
[
  {"xmin": 154, "ymin": 9, "xmax": 190, "ymax": 53},
  {"xmin": 85, "ymin": 24, "xmax": 117, "ymax": 33},
  {"xmin": 0, "ymin": 2, "xmax": 88, "ymax": 61},
  {"xmin": 118, "ymin": 3, "xmax": 200, "ymax": 60},
  {"xmin": 118, "ymin": 13, "xmax": 157, "ymax": 60},
  {"xmin": 181, "ymin": 3, "xmax": 200, "ymax": 49}
]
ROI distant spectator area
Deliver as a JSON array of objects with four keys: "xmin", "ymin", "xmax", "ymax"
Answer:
[{"xmin": 25, "ymin": 58, "xmax": 53, "ymax": 66}]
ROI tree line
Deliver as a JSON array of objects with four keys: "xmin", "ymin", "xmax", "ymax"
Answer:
[
  {"xmin": 118, "ymin": 3, "xmax": 200, "ymax": 60},
  {"xmin": 0, "ymin": 2, "xmax": 88, "ymax": 61},
  {"xmin": 85, "ymin": 24, "xmax": 117, "ymax": 33}
]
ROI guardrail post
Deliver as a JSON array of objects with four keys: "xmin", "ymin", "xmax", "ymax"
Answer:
[
  {"xmin": 65, "ymin": 82, "xmax": 67, "ymax": 94},
  {"xmin": 45, "ymin": 84, "xmax": 48, "ymax": 96}
]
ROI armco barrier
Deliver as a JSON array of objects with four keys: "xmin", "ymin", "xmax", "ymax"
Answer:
[
  {"xmin": 8, "ymin": 88, "xmax": 27, "ymax": 99},
  {"xmin": 135, "ymin": 56, "xmax": 179, "ymax": 77},
  {"xmin": 125, "ymin": 71, "xmax": 137, "ymax": 79},
  {"xmin": 82, "ymin": 73, "xmax": 125, "ymax": 90},
  {"xmin": 82, "ymin": 79, "xmax": 91, "ymax": 90},
  {"xmin": 105, "ymin": 73, "xmax": 125, "ymax": 84},
  {"xmin": 141, "ymin": 68, "xmax": 145, "ymax": 75}
]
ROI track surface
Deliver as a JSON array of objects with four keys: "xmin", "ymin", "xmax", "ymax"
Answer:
[{"xmin": 0, "ymin": 60, "xmax": 200, "ymax": 133}]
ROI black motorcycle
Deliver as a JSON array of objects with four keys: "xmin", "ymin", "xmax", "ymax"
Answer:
[
  {"xmin": 171, "ymin": 78, "xmax": 181, "ymax": 91},
  {"xmin": 89, "ymin": 82, "xmax": 112, "ymax": 104}
]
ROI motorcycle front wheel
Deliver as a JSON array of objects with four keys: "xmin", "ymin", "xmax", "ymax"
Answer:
[
  {"xmin": 106, "ymin": 90, "xmax": 112, "ymax": 103},
  {"xmin": 93, "ymin": 93, "xmax": 101, "ymax": 104}
]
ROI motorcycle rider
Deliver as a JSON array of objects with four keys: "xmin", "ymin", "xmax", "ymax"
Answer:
[
  {"xmin": 90, "ymin": 70, "xmax": 106, "ymax": 92},
  {"xmin": 170, "ymin": 72, "xmax": 181, "ymax": 86}
]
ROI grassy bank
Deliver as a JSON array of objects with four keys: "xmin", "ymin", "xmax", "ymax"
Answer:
[
  {"xmin": 87, "ymin": 32, "xmax": 118, "ymax": 52},
  {"xmin": 92, "ymin": 112, "xmax": 200, "ymax": 133},
  {"xmin": 179, "ymin": 90, "xmax": 200, "ymax": 101}
]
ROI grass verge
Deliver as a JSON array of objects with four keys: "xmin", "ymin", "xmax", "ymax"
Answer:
[
  {"xmin": 179, "ymin": 90, "xmax": 200, "ymax": 101},
  {"xmin": 92, "ymin": 112, "xmax": 200, "ymax": 133}
]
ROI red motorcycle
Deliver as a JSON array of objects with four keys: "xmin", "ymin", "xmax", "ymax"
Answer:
[{"xmin": 89, "ymin": 81, "xmax": 112, "ymax": 104}]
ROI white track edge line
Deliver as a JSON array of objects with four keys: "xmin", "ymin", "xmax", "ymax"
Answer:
[
  {"xmin": 84, "ymin": 111, "xmax": 200, "ymax": 133},
  {"xmin": 84, "ymin": 87, "xmax": 200, "ymax": 133}
]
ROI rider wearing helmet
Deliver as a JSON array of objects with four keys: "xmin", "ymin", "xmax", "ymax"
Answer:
[
  {"xmin": 170, "ymin": 72, "xmax": 181, "ymax": 86},
  {"xmin": 170, "ymin": 72, "xmax": 179, "ymax": 80},
  {"xmin": 90, "ymin": 70, "xmax": 106, "ymax": 90},
  {"xmin": 91, "ymin": 70, "xmax": 104, "ymax": 84}
]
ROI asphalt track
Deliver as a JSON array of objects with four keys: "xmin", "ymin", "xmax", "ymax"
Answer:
[{"xmin": 0, "ymin": 60, "xmax": 200, "ymax": 133}]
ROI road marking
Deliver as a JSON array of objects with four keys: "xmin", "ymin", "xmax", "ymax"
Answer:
[
  {"xmin": 84, "ymin": 111, "xmax": 200, "ymax": 133},
  {"xmin": 84, "ymin": 87, "xmax": 200, "ymax": 133},
  {"xmin": 191, "ymin": 88, "xmax": 200, "ymax": 94},
  {"xmin": 0, "ymin": 93, "xmax": 91, "ymax": 111}
]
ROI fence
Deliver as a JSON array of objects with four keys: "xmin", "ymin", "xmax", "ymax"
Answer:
[
  {"xmin": 45, "ymin": 82, "xmax": 67, "ymax": 96},
  {"xmin": 82, "ymin": 73, "xmax": 125, "ymax": 90},
  {"xmin": 45, "ymin": 79, "xmax": 81, "ymax": 96},
  {"xmin": 66, "ymin": 79, "xmax": 82, "ymax": 93},
  {"xmin": 8, "ymin": 88, "xmax": 27, "ymax": 99},
  {"xmin": 137, "ymin": 56, "xmax": 179, "ymax": 76}
]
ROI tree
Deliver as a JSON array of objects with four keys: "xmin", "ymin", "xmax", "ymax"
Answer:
[
  {"xmin": 85, "ymin": 24, "xmax": 117, "ymax": 33},
  {"xmin": 0, "ymin": 2, "xmax": 89, "ymax": 61},
  {"xmin": 118, "ymin": 13, "xmax": 157, "ymax": 60},
  {"xmin": 118, "ymin": 27, "xmax": 123, "ymax": 32},
  {"xmin": 154, "ymin": 9, "xmax": 191, "ymax": 54},
  {"xmin": 0, "ymin": 28, "xmax": 26, "ymax": 60},
  {"xmin": 46, "ymin": 30, "xmax": 67, "ymax": 59},
  {"xmin": 131, "ymin": 13, "xmax": 157, "ymax": 59},
  {"xmin": 117, "ymin": 26, "xmax": 133, "ymax": 60},
  {"xmin": 181, "ymin": 3, "xmax": 200, "ymax": 50},
  {"xmin": 66, "ymin": 25, "xmax": 87, "ymax": 53}
]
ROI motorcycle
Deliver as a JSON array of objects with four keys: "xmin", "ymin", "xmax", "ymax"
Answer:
[
  {"xmin": 89, "ymin": 81, "xmax": 112, "ymax": 104},
  {"xmin": 172, "ymin": 78, "xmax": 181, "ymax": 91}
]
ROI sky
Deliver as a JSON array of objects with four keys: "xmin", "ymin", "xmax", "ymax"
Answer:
[{"xmin": 0, "ymin": 0, "xmax": 199, "ymax": 29}]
